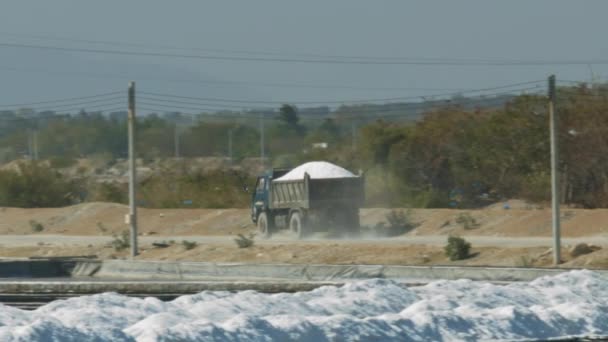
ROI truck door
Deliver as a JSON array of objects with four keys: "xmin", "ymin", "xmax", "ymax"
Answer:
[{"xmin": 251, "ymin": 176, "xmax": 268, "ymax": 222}]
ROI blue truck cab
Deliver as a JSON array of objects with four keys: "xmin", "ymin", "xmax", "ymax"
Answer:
[{"xmin": 251, "ymin": 169, "xmax": 289, "ymax": 224}]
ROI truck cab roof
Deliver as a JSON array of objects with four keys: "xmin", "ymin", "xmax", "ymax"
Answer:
[{"xmin": 261, "ymin": 168, "xmax": 291, "ymax": 179}]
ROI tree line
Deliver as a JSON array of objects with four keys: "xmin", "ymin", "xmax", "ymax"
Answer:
[{"xmin": 0, "ymin": 84, "xmax": 607, "ymax": 208}]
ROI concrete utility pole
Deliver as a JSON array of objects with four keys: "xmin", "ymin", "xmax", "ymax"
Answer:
[
  {"xmin": 548, "ymin": 74, "xmax": 561, "ymax": 265},
  {"xmin": 128, "ymin": 81, "xmax": 138, "ymax": 257}
]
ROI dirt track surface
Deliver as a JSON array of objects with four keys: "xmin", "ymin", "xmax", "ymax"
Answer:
[
  {"xmin": 2, "ymin": 201, "xmax": 607, "ymax": 237},
  {"xmin": 2, "ymin": 234, "xmax": 608, "ymax": 248},
  {"xmin": 1, "ymin": 201, "xmax": 607, "ymax": 268}
]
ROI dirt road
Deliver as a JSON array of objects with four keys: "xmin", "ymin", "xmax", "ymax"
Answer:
[
  {"xmin": 1, "ymin": 202, "xmax": 608, "ymax": 268},
  {"xmin": 2, "ymin": 234, "xmax": 608, "ymax": 248}
]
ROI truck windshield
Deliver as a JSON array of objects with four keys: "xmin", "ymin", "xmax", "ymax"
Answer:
[{"xmin": 256, "ymin": 178, "xmax": 265, "ymax": 192}]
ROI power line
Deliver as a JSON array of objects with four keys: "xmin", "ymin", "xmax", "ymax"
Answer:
[
  {"xmin": 4, "ymin": 42, "xmax": 608, "ymax": 66},
  {"xmin": 139, "ymin": 90, "xmax": 545, "ymax": 117},
  {"xmin": 0, "ymin": 81, "xmax": 544, "ymax": 116},
  {"xmin": 6, "ymin": 33, "xmax": 608, "ymax": 68},
  {"xmin": 25, "ymin": 97, "xmax": 124, "ymax": 110},
  {"xmin": 0, "ymin": 90, "xmax": 546, "ymax": 124},
  {"xmin": 138, "ymin": 102, "xmax": 247, "ymax": 114},
  {"xmin": 138, "ymin": 91, "xmax": 546, "ymax": 121},
  {"xmin": 138, "ymin": 97, "xmax": 257, "ymax": 110},
  {"xmin": 0, "ymin": 31, "xmax": 495, "ymax": 62},
  {"xmin": 0, "ymin": 65, "xmax": 468, "ymax": 93},
  {"xmin": 0, "ymin": 114, "xmax": 71, "ymax": 123},
  {"xmin": 557, "ymin": 80, "xmax": 601, "ymax": 85},
  {"xmin": 7, "ymin": 31, "xmax": 608, "ymax": 73},
  {"xmin": 0, "ymin": 101, "xmax": 125, "ymax": 113},
  {"xmin": 0, "ymin": 31, "xmax": 434, "ymax": 61},
  {"xmin": 137, "ymin": 107, "xmax": 274, "ymax": 121},
  {"xmin": 17, "ymin": 101, "xmax": 126, "ymax": 113},
  {"xmin": 140, "ymin": 91, "xmax": 543, "ymax": 115},
  {"xmin": 0, "ymin": 91, "xmax": 121, "ymax": 108},
  {"xmin": 139, "ymin": 81, "xmax": 545, "ymax": 106}
]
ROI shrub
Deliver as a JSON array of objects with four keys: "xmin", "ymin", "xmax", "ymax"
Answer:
[
  {"xmin": 373, "ymin": 210, "xmax": 417, "ymax": 237},
  {"xmin": 385, "ymin": 209, "xmax": 417, "ymax": 235},
  {"xmin": 29, "ymin": 220, "xmax": 44, "ymax": 232},
  {"xmin": 445, "ymin": 236, "xmax": 471, "ymax": 261},
  {"xmin": 96, "ymin": 222, "xmax": 108, "ymax": 234},
  {"xmin": 0, "ymin": 161, "xmax": 82, "ymax": 207},
  {"xmin": 455, "ymin": 212, "xmax": 480, "ymax": 230},
  {"xmin": 137, "ymin": 168, "xmax": 255, "ymax": 208},
  {"xmin": 182, "ymin": 240, "xmax": 197, "ymax": 250},
  {"xmin": 234, "ymin": 234, "xmax": 254, "ymax": 248},
  {"xmin": 111, "ymin": 230, "xmax": 130, "ymax": 251}
]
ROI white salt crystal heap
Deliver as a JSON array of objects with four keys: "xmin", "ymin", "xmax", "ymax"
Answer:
[
  {"xmin": 275, "ymin": 161, "xmax": 356, "ymax": 181},
  {"xmin": 1, "ymin": 270, "xmax": 607, "ymax": 341}
]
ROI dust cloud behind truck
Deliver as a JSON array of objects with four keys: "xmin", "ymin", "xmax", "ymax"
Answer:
[{"xmin": 251, "ymin": 161, "xmax": 364, "ymax": 239}]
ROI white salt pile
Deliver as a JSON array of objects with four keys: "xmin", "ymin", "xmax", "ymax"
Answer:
[
  {"xmin": 1, "ymin": 270, "xmax": 607, "ymax": 341},
  {"xmin": 276, "ymin": 161, "xmax": 356, "ymax": 181}
]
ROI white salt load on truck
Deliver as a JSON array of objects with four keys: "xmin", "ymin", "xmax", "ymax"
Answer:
[{"xmin": 275, "ymin": 161, "xmax": 356, "ymax": 181}]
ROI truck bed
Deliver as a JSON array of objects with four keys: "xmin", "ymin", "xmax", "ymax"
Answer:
[{"xmin": 270, "ymin": 176, "xmax": 364, "ymax": 210}]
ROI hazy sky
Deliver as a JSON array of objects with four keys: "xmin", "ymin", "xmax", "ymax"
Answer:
[{"xmin": 1, "ymin": 1, "xmax": 608, "ymax": 111}]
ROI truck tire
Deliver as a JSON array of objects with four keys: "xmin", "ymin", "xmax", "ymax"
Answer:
[
  {"xmin": 289, "ymin": 211, "xmax": 307, "ymax": 239},
  {"xmin": 257, "ymin": 212, "xmax": 273, "ymax": 239}
]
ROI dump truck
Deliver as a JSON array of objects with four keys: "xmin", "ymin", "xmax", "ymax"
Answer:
[{"xmin": 250, "ymin": 162, "xmax": 364, "ymax": 239}]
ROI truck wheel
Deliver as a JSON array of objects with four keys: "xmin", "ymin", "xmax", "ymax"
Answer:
[
  {"xmin": 289, "ymin": 211, "xmax": 307, "ymax": 239},
  {"xmin": 257, "ymin": 212, "xmax": 273, "ymax": 239}
]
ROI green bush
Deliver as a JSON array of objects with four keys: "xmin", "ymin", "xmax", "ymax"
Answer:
[
  {"xmin": 29, "ymin": 220, "xmax": 44, "ymax": 232},
  {"xmin": 0, "ymin": 162, "xmax": 82, "ymax": 207},
  {"xmin": 182, "ymin": 240, "xmax": 198, "ymax": 250},
  {"xmin": 455, "ymin": 212, "xmax": 480, "ymax": 230},
  {"xmin": 234, "ymin": 234, "xmax": 254, "ymax": 248},
  {"xmin": 138, "ymin": 168, "xmax": 254, "ymax": 208},
  {"xmin": 384, "ymin": 209, "xmax": 417, "ymax": 236},
  {"xmin": 111, "ymin": 230, "xmax": 130, "ymax": 251},
  {"xmin": 96, "ymin": 222, "xmax": 108, "ymax": 234},
  {"xmin": 445, "ymin": 236, "xmax": 471, "ymax": 261}
]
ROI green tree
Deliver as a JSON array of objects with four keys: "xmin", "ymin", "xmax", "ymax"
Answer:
[{"xmin": 278, "ymin": 104, "xmax": 299, "ymax": 127}]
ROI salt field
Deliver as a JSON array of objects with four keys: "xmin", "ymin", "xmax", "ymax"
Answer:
[{"xmin": 1, "ymin": 270, "xmax": 607, "ymax": 341}]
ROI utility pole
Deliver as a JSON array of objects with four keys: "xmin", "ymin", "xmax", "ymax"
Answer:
[
  {"xmin": 228, "ymin": 129, "xmax": 233, "ymax": 164},
  {"xmin": 127, "ymin": 81, "xmax": 138, "ymax": 258},
  {"xmin": 548, "ymin": 74, "xmax": 560, "ymax": 265},
  {"xmin": 260, "ymin": 114, "xmax": 265, "ymax": 170}
]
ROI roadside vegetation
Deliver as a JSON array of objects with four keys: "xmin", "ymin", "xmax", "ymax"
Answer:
[
  {"xmin": 445, "ymin": 236, "xmax": 472, "ymax": 261},
  {"xmin": 372, "ymin": 209, "xmax": 418, "ymax": 237},
  {"xmin": 111, "ymin": 230, "xmax": 130, "ymax": 251},
  {"xmin": 1, "ymin": 84, "xmax": 608, "ymax": 209},
  {"xmin": 455, "ymin": 213, "xmax": 480, "ymax": 230},
  {"xmin": 234, "ymin": 234, "xmax": 255, "ymax": 248}
]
